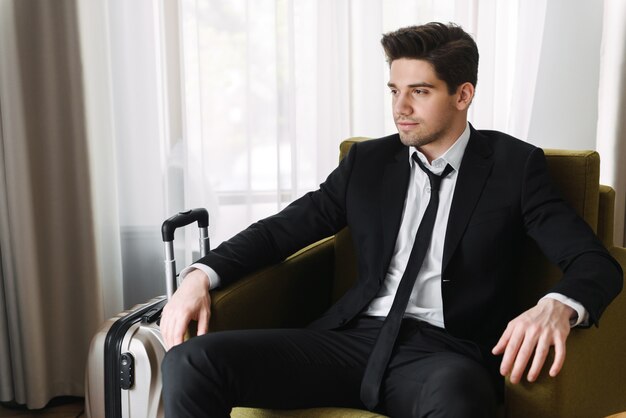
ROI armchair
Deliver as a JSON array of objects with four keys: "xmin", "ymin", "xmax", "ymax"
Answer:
[{"xmin": 207, "ymin": 138, "xmax": 626, "ymax": 418}]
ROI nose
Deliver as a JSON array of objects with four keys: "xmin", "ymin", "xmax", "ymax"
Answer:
[{"xmin": 393, "ymin": 92, "xmax": 412, "ymax": 117}]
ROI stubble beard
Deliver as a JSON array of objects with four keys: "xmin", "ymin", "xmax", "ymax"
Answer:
[{"xmin": 397, "ymin": 123, "xmax": 448, "ymax": 149}]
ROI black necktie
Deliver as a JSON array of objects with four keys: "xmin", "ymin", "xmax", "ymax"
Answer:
[{"xmin": 360, "ymin": 153, "xmax": 454, "ymax": 410}]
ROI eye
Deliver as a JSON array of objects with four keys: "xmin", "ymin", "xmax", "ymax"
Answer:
[
  {"xmin": 413, "ymin": 89, "xmax": 428, "ymax": 95},
  {"xmin": 389, "ymin": 88, "xmax": 398, "ymax": 96}
]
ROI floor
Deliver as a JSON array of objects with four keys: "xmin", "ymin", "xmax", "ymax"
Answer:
[{"xmin": 0, "ymin": 398, "xmax": 84, "ymax": 418}]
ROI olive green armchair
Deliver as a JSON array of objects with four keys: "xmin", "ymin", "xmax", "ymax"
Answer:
[{"xmin": 207, "ymin": 138, "xmax": 626, "ymax": 418}]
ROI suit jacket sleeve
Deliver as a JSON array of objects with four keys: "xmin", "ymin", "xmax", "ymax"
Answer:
[
  {"xmin": 194, "ymin": 144, "xmax": 358, "ymax": 288},
  {"xmin": 521, "ymin": 148, "xmax": 623, "ymax": 325}
]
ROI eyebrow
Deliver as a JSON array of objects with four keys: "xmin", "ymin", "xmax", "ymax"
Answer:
[{"xmin": 387, "ymin": 82, "xmax": 436, "ymax": 89}]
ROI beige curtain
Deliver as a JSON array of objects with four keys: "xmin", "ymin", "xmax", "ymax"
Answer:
[
  {"xmin": 597, "ymin": 0, "xmax": 626, "ymax": 247},
  {"xmin": 0, "ymin": 0, "xmax": 103, "ymax": 408}
]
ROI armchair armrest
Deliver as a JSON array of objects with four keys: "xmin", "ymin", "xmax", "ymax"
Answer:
[
  {"xmin": 506, "ymin": 246, "xmax": 626, "ymax": 418},
  {"xmin": 209, "ymin": 237, "xmax": 335, "ymax": 332},
  {"xmin": 598, "ymin": 185, "xmax": 616, "ymax": 247}
]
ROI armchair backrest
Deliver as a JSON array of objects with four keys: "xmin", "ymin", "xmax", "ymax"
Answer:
[{"xmin": 333, "ymin": 138, "xmax": 614, "ymax": 310}]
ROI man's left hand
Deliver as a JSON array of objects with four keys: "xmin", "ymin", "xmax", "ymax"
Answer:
[{"xmin": 492, "ymin": 298, "xmax": 575, "ymax": 384}]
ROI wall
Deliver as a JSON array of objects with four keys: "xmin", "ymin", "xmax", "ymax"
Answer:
[{"xmin": 527, "ymin": 0, "xmax": 604, "ymax": 150}]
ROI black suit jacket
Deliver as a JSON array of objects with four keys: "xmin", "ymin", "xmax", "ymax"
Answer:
[{"xmin": 199, "ymin": 126, "xmax": 622, "ymax": 353}]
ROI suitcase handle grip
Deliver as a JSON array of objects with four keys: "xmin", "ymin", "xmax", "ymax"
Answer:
[
  {"xmin": 161, "ymin": 208, "xmax": 209, "ymax": 242},
  {"xmin": 162, "ymin": 208, "xmax": 210, "ymax": 299}
]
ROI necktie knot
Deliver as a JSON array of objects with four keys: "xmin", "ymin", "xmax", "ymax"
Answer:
[{"xmin": 412, "ymin": 152, "xmax": 454, "ymax": 192}]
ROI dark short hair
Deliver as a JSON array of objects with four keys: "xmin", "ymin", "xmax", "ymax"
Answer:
[{"xmin": 381, "ymin": 22, "xmax": 479, "ymax": 94}]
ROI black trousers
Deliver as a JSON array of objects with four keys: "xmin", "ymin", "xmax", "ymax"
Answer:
[{"xmin": 161, "ymin": 317, "xmax": 497, "ymax": 418}]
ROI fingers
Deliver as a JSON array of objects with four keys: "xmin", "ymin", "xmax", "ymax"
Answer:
[
  {"xmin": 527, "ymin": 337, "xmax": 550, "ymax": 382},
  {"xmin": 494, "ymin": 323, "xmax": 539, "ymax": 384},
  {"xmin": 493, "ymin": 300, "xmax": 572, "ymax": 384},
  {"xmin": 526, "ymin": 326, "xmax": 568, "ymax": 381},
  {"xmin": 497, "ymin": 323, "xmax": 533, "ymax": 384},
  {"xmin": 493, "ymin": 324, "xmax": 520, "ymax": 378},
  {"xmin": 196, "ymin": 308, "xmax": 210, "ymax": 337},
  {"xmin": 502, "ymin": 330, "xmax": 563, "ymax": 384},
  {"xmin": 549, "ymin": 335, "xmax": 567, "ymax": 377},
  {"xmin": 491, "ymin": 325, "xmax": 511, "ymax": 356},
  {"xmin": 161, "ymin": 306, "xmax": 189, "ymax": 350},
  {"xmin": 164, "ymin": 327, "xmax": 179, "ymax": 350},
  {"xmin": 160, "ymin": 273, "xmax": 212, "ymax": 350}
]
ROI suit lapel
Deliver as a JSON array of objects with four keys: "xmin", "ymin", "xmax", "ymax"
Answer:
[
  {"xmin": 379, "ymin": 143, "xmax": 410, "ymax": 281},
  {"xmin": 442, "ymin": 128, "xmax": 494, "ymax": 272}
]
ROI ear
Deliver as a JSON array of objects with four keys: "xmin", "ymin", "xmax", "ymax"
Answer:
[{"xmin": 455, "ymin": 82, "xmax": 475, "ymax": 110}]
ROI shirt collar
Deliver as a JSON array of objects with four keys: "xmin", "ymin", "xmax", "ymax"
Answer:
[{"xmin": 409, "ymin": 122, "xmax": 471, "ymax": 174}]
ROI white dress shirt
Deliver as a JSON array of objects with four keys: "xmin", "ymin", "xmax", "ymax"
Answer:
[
  {"xmin": 362, "ymin": 124, "xmax": 469, "ymax": 327},
  {"xmin": 182, "ymin": 123, "xmax": 588, "ymax": 327}
]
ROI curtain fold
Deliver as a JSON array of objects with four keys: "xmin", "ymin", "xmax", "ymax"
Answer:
[
  {"xmin": 0, "ymin": 0, "xmax": 103, "ymax": 408},
  {"xmin": 76, "ymin": 0, "xmax": 125, "ymax": 320},
  {"xmin": 596, "ymin": 0, "xmax": 626, "ymax": 246}
]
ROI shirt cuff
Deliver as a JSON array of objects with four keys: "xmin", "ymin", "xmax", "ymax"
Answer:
[
  {"xmin": 541, "ymin": 292, "xmax": 589, "ymax": 327},
  {"xmin": 179, "ymin": 263, "xmax": 222, "ymax": 290}
]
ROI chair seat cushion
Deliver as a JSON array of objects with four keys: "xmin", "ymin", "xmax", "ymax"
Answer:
[{"xmin": 232, "ymin": 407, "xmax": 387, "ymax": 418}]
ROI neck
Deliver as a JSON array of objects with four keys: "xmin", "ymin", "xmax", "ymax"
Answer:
[{"xmin": 418, "ymin": 120, "xmax": 467, "ymax": 163}]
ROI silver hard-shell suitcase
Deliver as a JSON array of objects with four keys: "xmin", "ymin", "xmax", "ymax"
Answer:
[{"xmin": 85, "ymin": 208, "xmax": 209, "ymax": 418}]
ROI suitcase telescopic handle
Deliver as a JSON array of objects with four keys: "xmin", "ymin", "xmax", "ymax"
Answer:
[{"xmin": 161, "ymin": 208, "xmax": 210, "ymax": 299}]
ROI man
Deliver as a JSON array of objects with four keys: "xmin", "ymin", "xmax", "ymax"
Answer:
[{"xmin": 160, "ymin": 22, "xmax": 622, "ymax": 417}]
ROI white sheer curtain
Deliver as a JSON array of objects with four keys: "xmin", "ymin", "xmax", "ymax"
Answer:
[
  {"xmin": 79, "ymin": 0, "xmax": 182, "ymax": 309},
  {"xmin": 76, "ymin": 1, "xmax": 549, "ymax": 310},
  {"xmin": 178, "ymin": 0, "xmax": 547, "ymax": 248},
  {"xmin": 77, "ymin": 0, "xmax": 124, "ymax": 320},
  {"xmin": 77, "ymin": 0, "xmax": 550, "ymax": 311}
]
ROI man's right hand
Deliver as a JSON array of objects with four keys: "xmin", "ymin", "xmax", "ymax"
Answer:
[{"xmin": 160, "ymin": 269, "xmax": 212, "ymax": 350}]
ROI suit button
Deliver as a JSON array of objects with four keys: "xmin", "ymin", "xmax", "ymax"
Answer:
[{"xmin": 339, "ymin": 318, "xmax": 347, "ymax": 325}]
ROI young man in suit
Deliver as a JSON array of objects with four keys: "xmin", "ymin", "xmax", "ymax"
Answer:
[{"xmin": 160, "ymin": 22, "xmax": 622, "ymax": 417}]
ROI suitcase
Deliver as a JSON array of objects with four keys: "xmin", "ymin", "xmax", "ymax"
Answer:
[{"xmin": 85, "ymin": 208, "xmax": 210, "ymax": 418}]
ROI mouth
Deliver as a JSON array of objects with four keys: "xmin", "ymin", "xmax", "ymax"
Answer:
[{"xmin": 396, "ymin": 121, "xmax": 419, "ymax": 130}]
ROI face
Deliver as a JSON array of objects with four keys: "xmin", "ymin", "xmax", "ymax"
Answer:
[{"xmin": 388, "ymin": 58, "xmax": 472, "ymax": 151}]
